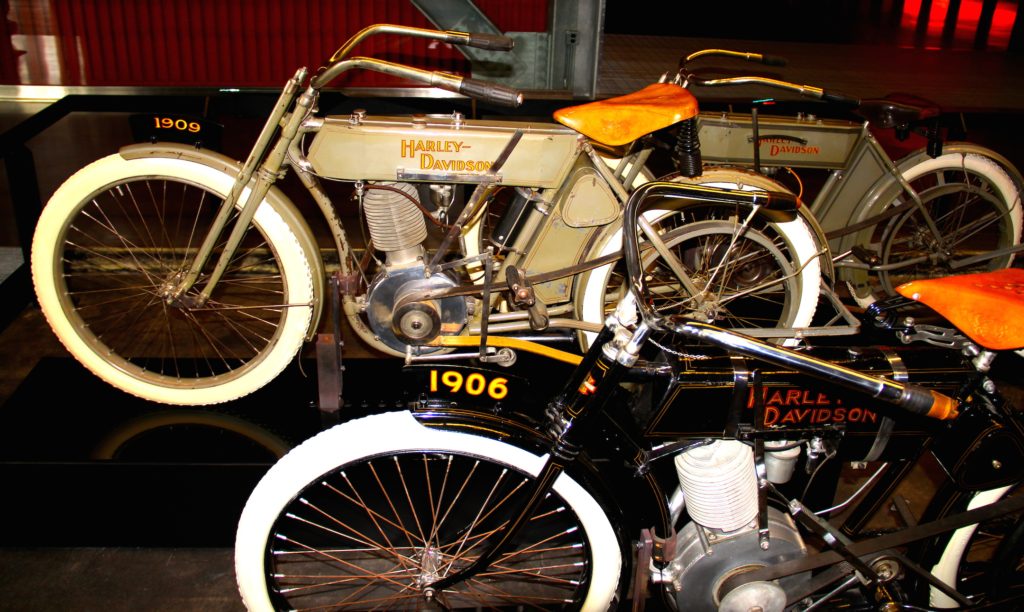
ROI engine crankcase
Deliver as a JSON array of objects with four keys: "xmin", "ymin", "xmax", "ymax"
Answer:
[
  {"xmin": 669, "ymin": 507, "xmax": 806, "ymax": 611},
  {"xmin": 366, "ymin": 265, "xmax": 467, "ymax": 354}
]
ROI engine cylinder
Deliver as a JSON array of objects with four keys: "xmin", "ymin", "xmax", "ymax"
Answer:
[
  {"xmin": 363, "ymin": 182, "xmax": 428, "ymax": 265},
  {"xmin": 675, "ymin": 440, "xmax": 758, "ymax": 532}
]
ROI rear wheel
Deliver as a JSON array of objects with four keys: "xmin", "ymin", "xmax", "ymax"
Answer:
[
  {"xmin": 578, "ymin": 169, "xmax": 821, "ymax": 348},
  {"xmin": 929, "ymin": 484, "xmax": 1024, "ymax": 607},
  {"xmin": 847, "ymin": 153, "xmax": 1022, "ymax": 307}
]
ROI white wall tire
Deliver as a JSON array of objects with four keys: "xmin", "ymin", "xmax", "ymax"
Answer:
[
  {"xmin": 577, "ymin": 169, "xmax": 821, "ymax": 348},
  {"xmin": 235, "ymin": 410, "xmax": 624, "ymax": 611},
  {"xmin": 848, "ymin": 152, "xmax": 1022, "ymax": 309},
  {"xmin": 928, "ymin": 485, "xmax": 1012, "ymax": 608},
  {"xmin": 31, "ymin": 153, "xmax": 314, "ymax": 405}
]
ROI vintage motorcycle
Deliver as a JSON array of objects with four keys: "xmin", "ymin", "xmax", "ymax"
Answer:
[
  {"xmin": 234, "ymin": 180, "xmax": 1024, "ymax": 610},
  {"xmin": 29, "ymin": 23, "xmax": 825, "ymax": 406},
  {"xmin": 663, "ymin": 49, "xmax": 1023, "ymax": 308}
]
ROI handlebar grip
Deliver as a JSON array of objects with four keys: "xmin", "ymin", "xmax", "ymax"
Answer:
[
  {"xmin": 760, "ymin": 54, "xmax": 788, "ymax": 67},
  {"xmin": 899, "ymin": 384, "xmax": 959, "ymax": 420},
  {"xmin": 464, "ymin": 33, "xmax": 515, "ymax": 51},
  {"xmin": 459, "ymin": 78, "xmax": 524, "ymax": 108},
  {"xmin": 821, "ymin": 88, "xmax": 862, "ymax": 106}
]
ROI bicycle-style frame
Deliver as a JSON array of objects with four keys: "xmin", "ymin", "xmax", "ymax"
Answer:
[
  {"xmin": 31, "ymin": 23, "xmax": 1023, "ymax": 411},
  {"xmin": 163, "ymin": 24, "xmax": 826, "ymax": 359}
]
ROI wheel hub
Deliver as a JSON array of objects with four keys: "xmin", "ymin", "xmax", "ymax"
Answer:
[{"xmin": 416, "ymin": 544, "xmax": 444, "ymax": 587}]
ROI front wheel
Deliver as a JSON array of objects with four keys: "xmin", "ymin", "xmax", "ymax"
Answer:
[
  {"xmin": 927, "ymin": 484, "xmax": 1024, "ymax": 607},
  {"xmin": 31, "ymin": 153, "xmax": 315, "ymax": 405},
  {"xmin": 234, "ymin": 411, "xmax": 625, "ymax": 610}
]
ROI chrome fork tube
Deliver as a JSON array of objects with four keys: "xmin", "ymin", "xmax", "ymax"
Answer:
[{"xmin": 170, "ymin": 68, "xmax": 309, "ymax": 302}]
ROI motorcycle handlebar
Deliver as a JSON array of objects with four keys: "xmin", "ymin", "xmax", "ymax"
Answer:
[
  {"xmin": 311, "ymin": 57, "xmax": 524, "ymax": 108},
  {"xmin": 459, "ymin": 77, "xmax": 524, "ymax": 108},
  {"xmin": 679, "ymin": 49, "xmax": 865, "ymax": 108}
]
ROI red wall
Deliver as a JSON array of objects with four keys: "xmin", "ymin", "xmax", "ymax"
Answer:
[{"xmin": 42, "ymin": 0, "xmax": 547, "ymax": 87}]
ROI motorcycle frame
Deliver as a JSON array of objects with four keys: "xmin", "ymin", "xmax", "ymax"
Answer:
[
  {"xmin": 160, "ymin": 23, "xmax": 1024, "ymax": 363},
  {"xmin": 163, "ymin": 58, "xmax": 817, "ymax": 358}
]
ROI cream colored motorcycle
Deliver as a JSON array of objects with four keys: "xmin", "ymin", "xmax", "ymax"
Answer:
[{"xmin": 30, "ymin": 24, "xmax": 823, "ymax": 405}]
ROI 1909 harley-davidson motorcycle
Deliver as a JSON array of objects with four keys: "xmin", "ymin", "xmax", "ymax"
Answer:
[
  {"xmin": 232, "ymin": 179, "xmax": 1024, "ymax": 610},
  {"xmin": 29, "ymin": 23, "xmax": 830, "ymax": 406}
]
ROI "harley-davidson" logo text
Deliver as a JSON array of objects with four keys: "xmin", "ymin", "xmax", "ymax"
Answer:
[
  {"xmin": 400, "ymin": 139, "xmax": 493, "ymax": 173},
  {"xmin": 757, "ymin": 137, "xmax": 821, "ymax": 157},
  {"xmin": 748, "ymin": 387, "xmax": 879, "ymax": 425}
]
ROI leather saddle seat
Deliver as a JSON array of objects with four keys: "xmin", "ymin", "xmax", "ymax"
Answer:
[
  {"xmin": 896, "ymin": 268, "xmax": 1024, "ymax": 350},
  {"xmin": 553, "ymin": 83, "xmax": 699, "ymax": 147}
]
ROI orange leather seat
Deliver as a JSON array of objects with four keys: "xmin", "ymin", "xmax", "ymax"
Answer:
[
  {"xmin": 553, "ymin": 83, "xmax": 699, "ymax": 147},
  {"xmin": 896, "ymin": 268, "xmax": 1024, "ymax": 350}
]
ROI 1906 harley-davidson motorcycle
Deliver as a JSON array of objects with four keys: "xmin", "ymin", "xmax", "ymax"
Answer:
[{"xmin": 232, "ymin": 179, "xmax": 1024, "ymax": 610}]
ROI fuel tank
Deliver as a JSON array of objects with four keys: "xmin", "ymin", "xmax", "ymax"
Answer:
[
  {"xmin": 306, "ymin": 112, "xmax": 581, "ymax": 187},
  {"xmin": 643, "ymin": 343, "xmax": 971, "ymax": 460}
]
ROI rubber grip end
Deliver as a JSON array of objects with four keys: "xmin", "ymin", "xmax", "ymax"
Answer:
[
  {"xmin": 926, "ymin": 390, "xmax": 960, "ymax": 420},
  {"xmin": 466, "ymin": 33, "xmax": 515, "ymax": 51},
  {"xmin": 821, "ymin": 89, "xmax": 862, "ymax": 106},
  {"xmin": 459, "ymin": 78, "xmax": 524, "ymax": 108}
]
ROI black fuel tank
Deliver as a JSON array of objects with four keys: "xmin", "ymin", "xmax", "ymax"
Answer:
[{"xmin": 643, "ymin": 343, "xmax": 971, "ymax": 460}]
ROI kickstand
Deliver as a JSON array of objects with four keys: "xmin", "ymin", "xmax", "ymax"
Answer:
[{"xmin": 316, "ymin": 272, "xmax": 345, "ymax": 428}]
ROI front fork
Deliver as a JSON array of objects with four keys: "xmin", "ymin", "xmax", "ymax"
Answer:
[
  {"xmin": 426, "ymin": 309, "xmax": 650, "ymax": 596},
  {"xmin": 167, "ymin": 68, "xmax": 314, "ymax": 305}
]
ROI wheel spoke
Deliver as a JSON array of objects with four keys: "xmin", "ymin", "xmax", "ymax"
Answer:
[{"xmin": 263, "ymin": 450, "xmax": 593, "ymax": 609}]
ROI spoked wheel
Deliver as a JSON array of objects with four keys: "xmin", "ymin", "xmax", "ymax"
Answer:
[
  {"xmin": 610, "ymin": 219, "xmax": 801, "ymax": 328},
  {"xmin": 235, "ymin": 411, "xmax": 625, "ymax": 611},
  {"xmin": 579, "ymin": 196, "xmax": 819, "ymax": 349},
  {"xmin": 848, "ymin": 152, "xmax": 1022, "ymax": 307},
  {"xmin": 31, "ymin": 153, "xmax": 315, "ymax": 405}
]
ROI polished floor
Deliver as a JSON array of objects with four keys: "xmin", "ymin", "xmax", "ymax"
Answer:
[{"xmin": 1, "ymin": 30, "xmax": 1023, "ymax": 611}]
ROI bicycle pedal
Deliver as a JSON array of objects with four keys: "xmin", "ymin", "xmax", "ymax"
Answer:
[{"xmin": 505, "ymin": 265, "xmax": 536, "ymax": 308}]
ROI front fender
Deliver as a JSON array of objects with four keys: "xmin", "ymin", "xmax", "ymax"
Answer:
[
  {"xmin": 118, "ymin": 142, "xmax": 325, "ymax": 340},
  {"xmin": 409, "ymin": 400, "xmax": 673, "ymax": 538}
]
